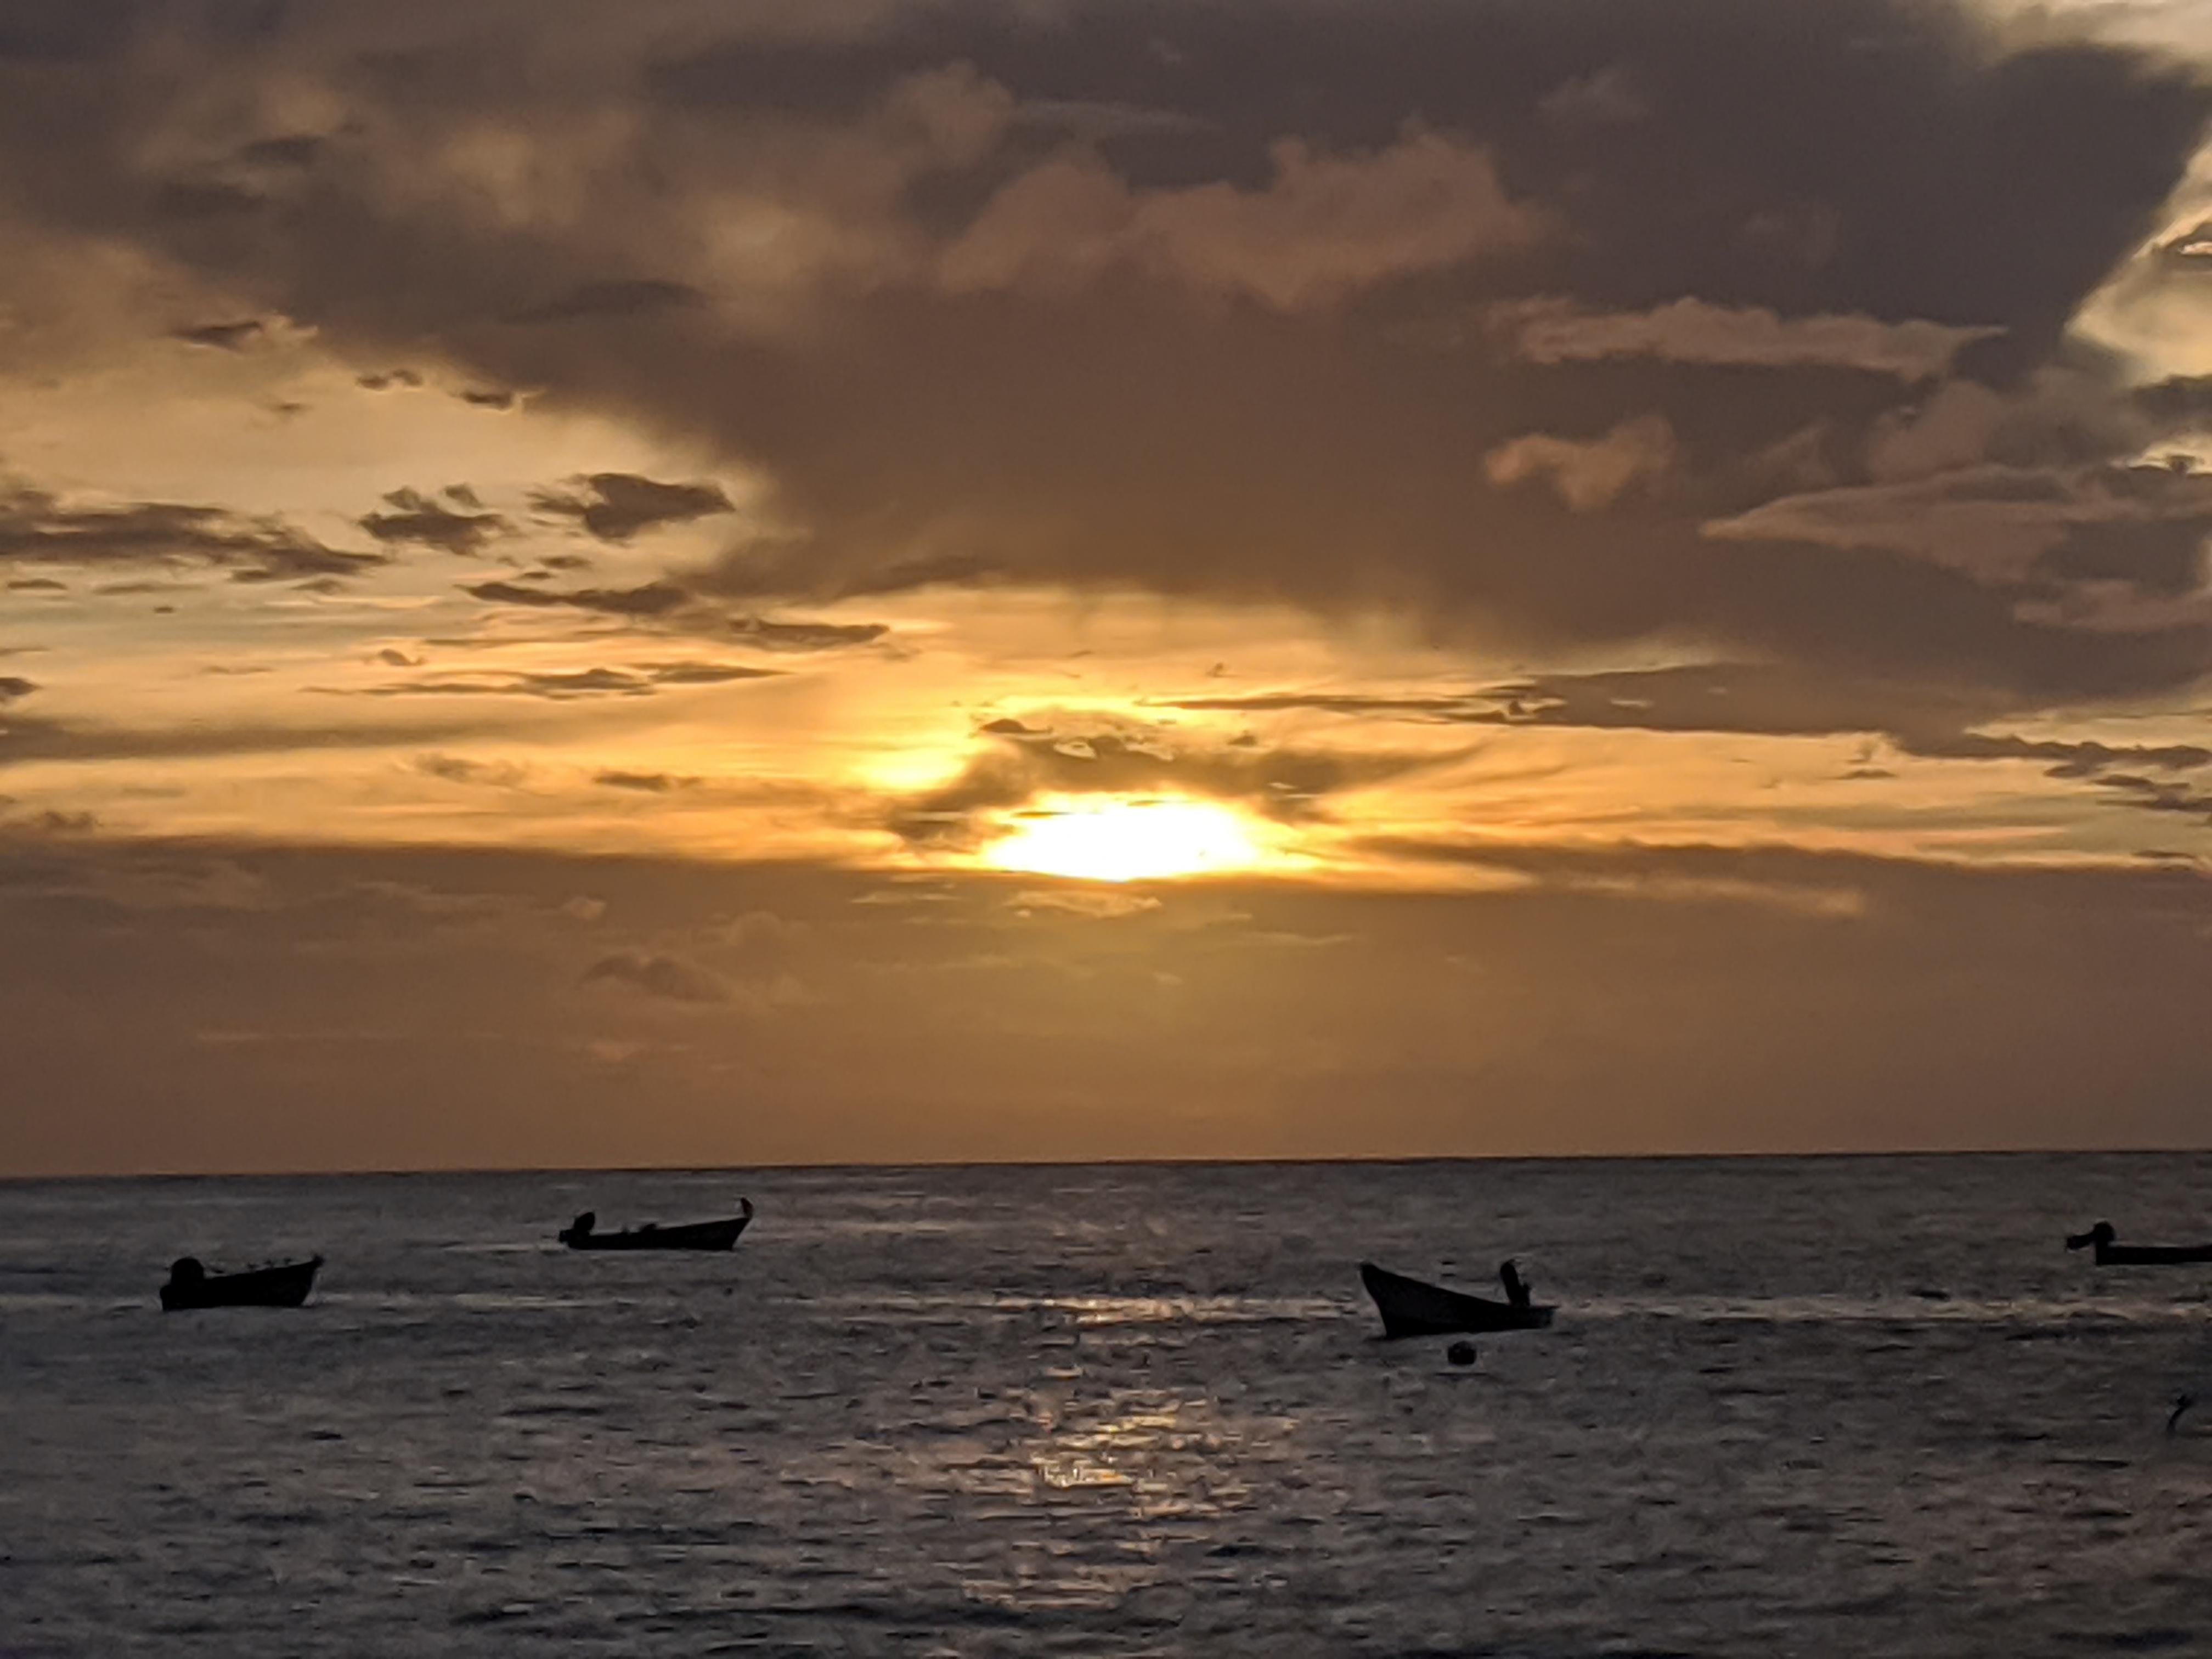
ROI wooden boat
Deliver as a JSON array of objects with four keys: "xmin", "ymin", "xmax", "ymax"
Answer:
[
  {"xmin": 2066, "ymin": 1221, "xmax": 2212, "ymax": 1266},
  {"xmin": 1359, "ymin": 1260, "xmax": 1554, "ymax": 1338},
  {"xmin": 160, "ymin": 1255, "xmax": 321, "ymax": 1311},
  {"xmin": 558, "ymin": 1198, "xmax": 753, "ymax": 1252}
]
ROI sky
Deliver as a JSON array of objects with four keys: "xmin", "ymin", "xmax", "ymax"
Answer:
[{"xmin": 7, "ymin": 0, "xmax": 2212, "ymax": 1174}]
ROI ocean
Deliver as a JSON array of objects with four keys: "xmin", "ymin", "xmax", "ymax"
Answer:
[{"xmin": 5, "ymin": 1155, "xmax": 2212, "ymax": 1656}]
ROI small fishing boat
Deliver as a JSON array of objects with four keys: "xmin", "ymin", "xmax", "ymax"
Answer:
[
  {"xmin": 2066, "ymin": 1221, "xmax": 2212, "ymax": 1266},
  {"xmin": 558, "ymin": 1198, "xmax": 753, "ymax": 1252},
  {"xmin": 1359, "ymin": 1260, "xmax": 1554, "ymax": 1338},
  {"xmin": 160, "ymin": 1255, "xmax": 321, "ymax": 1311}
]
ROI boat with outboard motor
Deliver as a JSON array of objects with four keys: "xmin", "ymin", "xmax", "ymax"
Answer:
[
  {"xmin": 558, "ymin": 1198, "xmax": 753, "ymax": 1251},
  {"xmin": 160, "ymin": 1254, "xmax": 322, "ymax": 1310},
  {"xmin": 1358, "ymin": 1259, "xmax": 1554, "ymax": 1338},
  {"xmin": 2066, "ymin": 1221, "xmax": 2212, "ymax": 1266}
]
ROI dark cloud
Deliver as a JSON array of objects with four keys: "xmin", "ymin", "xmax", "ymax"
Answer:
[
  {"xmin": 1179, "ymin": 661, "xmax": 2212, "ymax": 829},
  {"xmin": 351, "ymin": 661, "xmax": 778, "ymax": 700},
  {"xmin": 510, "ymin": 279, "xmax": 703, "ymax": 325},
  {"xmin": 413, "ymin": 753, "xmax": 527, "ymax": 787},
  {"xmin": 0, "ymin": 710, "xmax": 498, "ymax": 768},
  {"xmin": 0, "ymin": 0, "xmax": 2206, "ymax": 718},
  {"xmin": 358, "ymin": 487, "xmax": 509, "ymax": 555},
  {"xmin": 462, "ymin": 578, "xmax": 691, "ymax": 618},
  {"xmin": 595, "ymin": 770, "xmax": 701, "ymax": 792},
  {"xmin": 236, "ymin": 134, "xmax": 322, "ymax": 169},
  {"xmin": 727, "ymin": 615, "xmax": 889, "ymax": 652},
  {"xmin": 0, "ymin": 676, "xmax": 35, "ymax": 703},
  {"xmin": 456, "ymin": 388, "xmax": 517, "ymax": 410},
  {"xmin": 170, "ymin": 317, "xmax": 264, "ymax": 351},
  {"xmin": 893, "ymin": 714, "xmax": 1451, "ymax": 845},
  {"xmin": 0, "ymin": 483, "xmax": 382, "ymax": 583},
  {"xmin": 531, "ymin": 472, "xmax": 733, "ymax": 541},
  {"xmin": 356, "ymin": 368, "xmax": 423, "ymax": 391}
]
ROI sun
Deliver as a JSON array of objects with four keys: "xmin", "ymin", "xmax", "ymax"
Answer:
[{"xmin": 981, "ymin": 794, "xmax": 1270, "ymax": 882}]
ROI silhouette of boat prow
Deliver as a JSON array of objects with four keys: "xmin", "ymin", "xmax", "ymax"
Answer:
[{"xmin": 160, "ymin": 1255, "xmax": 321, "ymax": 1311}]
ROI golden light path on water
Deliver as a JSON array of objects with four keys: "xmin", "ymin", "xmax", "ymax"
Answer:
[{"xmin": 979, "ymin": 795, "xmax": 1278, "ymax": 882}]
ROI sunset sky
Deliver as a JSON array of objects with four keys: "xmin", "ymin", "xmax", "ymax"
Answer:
[{"xmin": 8, "ymin": 0, "xmax": 2212, "ymax": 1173}]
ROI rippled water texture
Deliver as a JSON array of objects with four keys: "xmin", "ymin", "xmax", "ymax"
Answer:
[{"xmin": 8, "ymin": 1156, "xmax": 2212, "ymax": 1656}]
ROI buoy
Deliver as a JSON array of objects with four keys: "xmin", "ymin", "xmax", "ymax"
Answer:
[{"xmin": 1446, "ymin": 1340, "xmax": 1477, "ymax": 1367}]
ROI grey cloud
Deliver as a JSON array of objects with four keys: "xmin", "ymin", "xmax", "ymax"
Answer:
[
  {"xmin": 511, "ymin": 279, "xmax": 704, "ymax": 324},
  {"xmin": 1, "ymin": 0, "xmax": 2208, "ymax": 713},
  {"xmin": 237, "ymin": 134, "xmax": 321, "ymax": 169},
  {"xmin": 462, "ymin": 578, "xmax": 692, "ymax": 617},
  {"xmin": 0, "ymin": 484, "xmax": 382, "ymax": 583},
  {"xmin": 1176, "ymin": 665, "xmax": 2212, "ymax": 774},
  {"xmin": 1493, "ymin": 297, "xmax": 2002, "ymax": 380},
  {"xmin": 531, "ymin": 472, "xmax": 733, "ymax": 541},
  {"xmin": 170, "ymin": 317, "xmax": 264, "ymax": 350},
  {"xmin": 2095, "ymin": 774, "xmax": 2212, "ymax": 823},
  {"xmin": 727, "ymin": 616, "xmax": 889, "ymax": 652},
  {"xmin": 0, "ymin": 710, "xmax": 505, "ymax": 768},
  {"xmin": 1705, "ymin": 462, "xmax": 2212, "ymax": 595},
  {"xmin": 413, "ymin": 753, "xmax": 528, "ymax": 787},
  {"xmin": 353, "ymin": 661, "xmax": 778, "ymax": 700},
  {"xmin": 892, "ymin": 715, "xmax": 1451, "ymax": 845},
  {"xmin": 359, "ymin": 487, "xmax": 509, "ymax": 555}
]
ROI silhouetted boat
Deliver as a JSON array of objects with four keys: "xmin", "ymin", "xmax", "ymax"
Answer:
[
  {"xmin": 160, "ymin": 1255, "xmax": 321, "ymax": 1311},
  {"xmin": 1359, "ymin": 1260, "xmax": 1554, "ymax": 1338},
  {"xmin": 2066, "ymin": 1221, "xmax": 2212, "ymax": 1266},
  {"xmin": 558, "ymin": 1199, "xmax": 753, "ymax": 1251}
]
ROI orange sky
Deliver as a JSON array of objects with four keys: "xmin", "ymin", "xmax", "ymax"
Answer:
[{"xmin": 4, "ymin": 0, "xmax": 2212, "ymax": 1173}]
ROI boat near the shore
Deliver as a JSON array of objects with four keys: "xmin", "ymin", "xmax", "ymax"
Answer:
[
  {"xmin": 160, "ymin": 1255, "xmax": 322, "ymax": 1311},
  {"xmin": 1359, "ymin": 1260, "xmax": 1554, "ymax": 1338},
  {"xmin": 558, "ymin": 1199, "xmax": 753, "ymax": 1252},
  {"xmin": 2065, "ymin": 1221, "xmax": 2212, "ymax": 1266}
]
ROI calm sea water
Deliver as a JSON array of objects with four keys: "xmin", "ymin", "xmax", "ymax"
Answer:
[{"xmin": 6, "ymin": 1156, "xmax": 2212, "ymax": 1657}]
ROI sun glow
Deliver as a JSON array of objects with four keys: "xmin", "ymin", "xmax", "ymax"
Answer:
[{"xmin": 981, "ymin": 795, "xmax": 1271, "ymax": 882}]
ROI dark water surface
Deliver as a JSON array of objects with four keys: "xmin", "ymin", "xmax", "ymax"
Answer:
[{"xmin": 7, "ymin": 1156, "xmax": 2212, "ymax": 1656}]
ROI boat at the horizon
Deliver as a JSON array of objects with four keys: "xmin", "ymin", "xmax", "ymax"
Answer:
[
  {"xmin": 1359, "ymin": 1260, "xmax": 1554, "ymax": 1338},
  {"xmin": 558, "ymin": 1198, "xmax": 753, "ymax": 1251},
  {"xmin": 2065, "ymin": 1221, "xmax": 2212, "ymax": 1266},
  {"xmin": 160, "ymin": 1255, "xmax": 321, "ymax": 1311}
]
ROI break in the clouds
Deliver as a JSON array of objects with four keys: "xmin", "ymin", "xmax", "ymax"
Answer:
[{"xmin": 5, "ymin": 0, "xmax": 2212, "ymax": 1171}]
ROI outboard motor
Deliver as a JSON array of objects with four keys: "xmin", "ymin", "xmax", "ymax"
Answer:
[{"xmin": 1499, "ymin": 1258, "xmax": 1531, "ymax": 1309}]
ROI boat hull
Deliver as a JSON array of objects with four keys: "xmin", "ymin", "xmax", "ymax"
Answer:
[
  {"xmin": 2067, "ymin": 1223, "xmax": 2212, "ymax": 1266},
  {"xmin": 560, "ymin": 1205, "xmax": 752, "ymax": 1252},
  {"xmin": 2095, "ymin": 1240, "xmax": 2212, "ymax": 1266},
  {"xmin": 1359, "ymin": 1261, "xmax": 1554, "ymax": 1338},
  {"xmin": 160, "ymin": 1256, "xmax": 321, "ymax": 1311}
]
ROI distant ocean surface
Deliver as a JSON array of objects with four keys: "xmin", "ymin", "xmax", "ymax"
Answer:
[{"xmin": 8, "ymin": 1155, "xmax": 2212, "ymax": 1657}]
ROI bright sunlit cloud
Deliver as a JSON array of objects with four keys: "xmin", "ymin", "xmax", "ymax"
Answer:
[{"xmin": 980, "ymin": 795, "xmax": 1272, "ymax": 882}]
